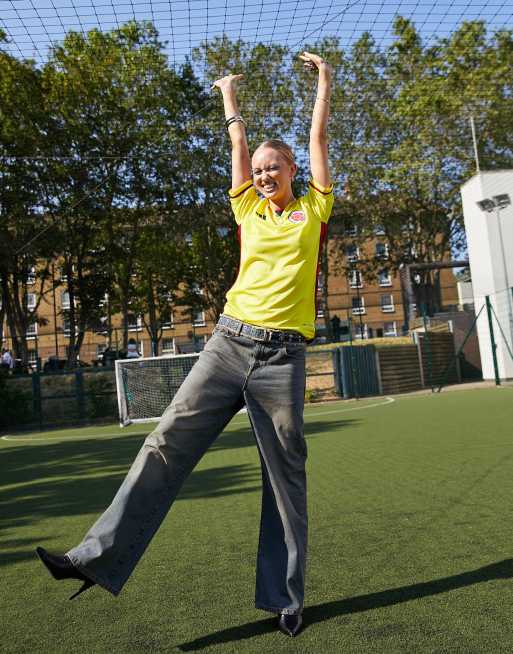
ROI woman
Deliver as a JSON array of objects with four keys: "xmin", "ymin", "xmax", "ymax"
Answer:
[{"xmin": 36, "ymin": 51, "xmax": 333, "ymax": 638}]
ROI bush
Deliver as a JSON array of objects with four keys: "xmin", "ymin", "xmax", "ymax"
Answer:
[
  {"xmin": 0, "ymin": 372, "xmax": 32, "ymax": 430},
  {"xmin": 86, "ymin": 375, "xmax": 117, "ymax": 420},
  {"xmin": 304, "ymin": 388, "xmax": 317, "ymax": 403}
]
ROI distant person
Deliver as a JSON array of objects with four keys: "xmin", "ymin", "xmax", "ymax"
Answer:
[
  {"xmin": 101, "ymin": 346, "xmax": 115, "ymax": 367},
  {"xmin": 126, "ymin": 339, "xmax": 140, "ymax": 359},
  {"xmin": 330, "ymin": 314, "xmax": 341, "ymax": 342},
  {"xmin": 1, "ymin": 348, "xmax": 14, "ymax": 371},
  {"xmin": 36, "ymin": 52, "xmax": 333, "ymax": 639}
]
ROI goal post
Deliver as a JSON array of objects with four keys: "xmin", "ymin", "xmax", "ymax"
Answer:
[{"xmin": 115, "ymin": 353, "xmax": 201, "ymax": 427}]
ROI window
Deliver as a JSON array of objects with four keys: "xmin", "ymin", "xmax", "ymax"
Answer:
[
  {"xmin": 96, "ymin": 344, "xmax": 107, "ymax": 358},
  {"xmin": 26, "ymin": 293, "xmax": 36, "ymax": 309},
  {"xmin": 185, "ymin": 233, "xmax": 193, "ymax": 246},
  {"xmin": 344, "ymin": 222, "xmax": 358, "ymax": 237},
  {"xmin": 374, "ymin": 224, "xmax": 385, "ymax": 236},
  {"xmin": 59, "ymin": 265, "xmax": 74, "ymax": 282},
  {"xmin": 128, "ymin": 313, "xmax": 142, "ymax": 331},
  {"xmin": 349, "ymin": 269, "xmax": 363, "ymax": 288},
  {"xmin": 193, "ymin": 309, "xmax": 205, "ymax": 327},
  {"xmin": 191, "ymin": 284, "xmax": 205, "ymax": 327},
  {"xmin": 346, "ymin": 245, "xmax": 359, "ymax": 262},
  {"xmin": 27, "ymin": 266, "xmax": 36, "ymax": 284},
  {"xmin": 402, "ymin": 219, "xmax": 415, "ymax": 234},
  {"xmin": 375, "ymin": 242, "xmax": 389, "ymax": 259},
  {"xmin": 63, "ymin": 316, "xmax": 72, "ymax": 336},
  {"xmin": 316, "ymin": 306, "xmax": 325, "ymax": 319},
  {"xmin": 26, "ymin": 322, "xmax": 38, "ymax": 338},
  {"xmin": 96, "ymin": 316, "xmax": 109, "ymax": 335},
  {"xmin": 61, "ymin": 291, "xmax": 70, "ymax": 310},
  {"xmin": 380, "ymin": 294, "xmax": 395, "ymax": 313},
  {"xmin": 161, "ymin": 338, "xmax": 175, "ymax": 354},
  {"xmin": 28, "ymin": 350, "xmax": 38, "ymax": 366},
  {"xmin": 378, "ymin": 270, "xmax": 392, "ymax": 287},
  {"xmin": 354, "ymin": 323, "xmax": 368, "ymax": 340},
  {"xmin": 160, "ymin": 310, "xmax": 174, "ymax": 329},
  {"xmin": 383, "ymin": 321, "xmax": 397, "ymax": 337},
  {"xmin": 352, "ymin": 296, "xmax": 365, "ymax": 315},
  {"xmin": 403, "ymin": 244, "xmax": 417, "ymax": 260}
]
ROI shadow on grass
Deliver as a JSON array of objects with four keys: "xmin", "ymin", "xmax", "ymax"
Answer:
[
  {"xmin": 178, "ymin": 558, "xmax": 513, "ymax": 650},
  {"xmin": 209, "ymin": 417, "xmax": 360, "ymax": 452},
  {"xmin": 0, "ymin": 418, "xmax": 357, "ymax": 562}
]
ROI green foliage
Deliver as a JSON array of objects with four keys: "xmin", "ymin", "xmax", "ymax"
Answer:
[
  {"xmin": 2, "ymin": 18, "xmax": 513, "ymax": 359},
  {"xmin": 297, "ymin": 21, "xmax": 513, "ymax": 286},
  {"xmin": 86, "ymin": 375, "xmax": 116, "ymax": 420},
  {"xmin": 0, "ymin": 372, "xmax": 32, "ymax": 430}
]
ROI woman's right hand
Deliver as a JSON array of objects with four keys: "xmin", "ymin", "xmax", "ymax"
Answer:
[{"xmin": 212, "ymin": 74, "xmax": 244, "ymax": 92}]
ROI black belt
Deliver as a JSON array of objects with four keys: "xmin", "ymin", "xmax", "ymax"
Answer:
[{"xmin": 217, "ymin": 315, "xmax": 306, "ymax": 344}]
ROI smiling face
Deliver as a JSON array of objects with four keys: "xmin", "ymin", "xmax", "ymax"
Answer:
[{"xmin": 251, "ymin": 145, "xmax": 297, "ymax": 208}]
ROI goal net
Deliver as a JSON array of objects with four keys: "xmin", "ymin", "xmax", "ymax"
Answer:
[{"xmin": 115, "ymin": 353, "xmax": 200, "ymax": 426}]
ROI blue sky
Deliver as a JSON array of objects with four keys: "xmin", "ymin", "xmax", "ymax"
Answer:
[{"xmin": 2, "ymin": 0, "xmax": 512, "ymax": 67}]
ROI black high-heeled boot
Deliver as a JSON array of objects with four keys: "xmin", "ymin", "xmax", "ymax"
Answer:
[
  {"xmin": 36, "ymin": 547, "xmax": 96, "ymax": 600},
  {"xmin": 278, "ymin": 612, "xmax": 303, "ymax": 637}
]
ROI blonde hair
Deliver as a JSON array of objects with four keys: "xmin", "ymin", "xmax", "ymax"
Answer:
[{"xmin": 255, "ymin": 139, "xmax": 296, "ymax": 166}]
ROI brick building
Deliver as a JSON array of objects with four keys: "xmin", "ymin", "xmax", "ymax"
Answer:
[{"xmin": 2, "ymin": 241, "xmax": 459, "ymax": 368}]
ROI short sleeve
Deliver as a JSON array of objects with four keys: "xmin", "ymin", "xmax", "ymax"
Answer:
[
  {"xmin": 305, "ymin": 179, "xmax": 335, "ymax": 224},
  {"xmin": 229, "ymin": 180, "xmax": 259, "ymax": 225}
]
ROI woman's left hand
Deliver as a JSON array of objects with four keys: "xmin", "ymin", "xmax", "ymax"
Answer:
[{"xmin": 299, "ymin": 51, "xmax": 331, "ymax": 74}]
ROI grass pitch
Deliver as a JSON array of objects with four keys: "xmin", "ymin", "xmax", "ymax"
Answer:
[{"xmin": 1, "ymin": 387, "xmax": 513, "ymax": 653}]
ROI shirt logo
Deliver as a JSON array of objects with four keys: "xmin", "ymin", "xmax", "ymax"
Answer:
[{"xmin": 288, "ymin": 210, "xmax": 306, "ymax": 224}]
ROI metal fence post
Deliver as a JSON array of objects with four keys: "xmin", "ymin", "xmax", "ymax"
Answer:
[
  {"xmin": 32, "ymin": 372, "xmax": 43, "ymax": 430},
  {"xmin": 414, "ymin": 332, "xmax": 425, "ymax": 388},
  {"xmin": 421, "ymin": 303, "xmax": 434, "ymax": 392},
  {"xmin": 332, "ymin": 348, "xmax": 343, "ymax": 396},
  {"xmin": 485, "ymin": 295, "xmax": 501, "ymax": 386},
  {"xmin": 374, "ymin": 349, "xmax": 383, "ymax": 396},
  {"xmin": 75, "ymin": 369, "xmax": 86, "ymax": 422}
]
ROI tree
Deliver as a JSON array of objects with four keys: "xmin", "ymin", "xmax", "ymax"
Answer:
[
  {"xmin": 294, "ymin": 21, "xmax": 513, "ymax": 316},
  {"xmin": 0, "ymin": 37, "xmax": 55, "ymax": 365},
  {"xmin": 41, "ymin": 21, "xmax": 207, "ymax": 362}
]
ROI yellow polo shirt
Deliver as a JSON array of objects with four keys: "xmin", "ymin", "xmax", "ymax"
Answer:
[{"xmin": 223, "ymin": 179, "xmax": 334, "ymax": 339}]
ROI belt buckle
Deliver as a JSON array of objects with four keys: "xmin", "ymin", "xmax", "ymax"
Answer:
[{"xmin": 253, "ymin": 328, "xmax": 269, "ymax": 342}]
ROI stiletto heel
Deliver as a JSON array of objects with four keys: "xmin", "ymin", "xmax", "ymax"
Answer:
[
  {"xmin": 36, "ymin": 546, "xmax": 96, "ymax": 598},
  {"xmin": 69, "ymin": 578, "xmax": 95, "ymax": 600}
]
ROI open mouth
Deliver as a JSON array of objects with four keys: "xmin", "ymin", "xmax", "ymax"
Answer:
[{"xmin": 262, "ymin": 184, "xmax": 277, "ymax": 193}]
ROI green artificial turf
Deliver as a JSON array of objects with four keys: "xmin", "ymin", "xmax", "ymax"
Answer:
[{"xmin": 2, "ymin": 388, "xmax": 513, "ymax": 653}]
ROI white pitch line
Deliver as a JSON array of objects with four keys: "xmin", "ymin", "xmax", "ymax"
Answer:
[
  {"xmin": 0, "ymin": 431, "xmax": 146, "ymax": 443},
  {"xmin": 1, "ymin": 397, "xmax": 395, "ymax": 442}
]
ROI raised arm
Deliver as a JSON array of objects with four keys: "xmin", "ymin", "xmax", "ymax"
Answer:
[
  {"xmin": 212, "ymin": 74, "xmax": 252, "ymax": 190},
  {"xmin": 299, "ymin": 52, "xmax": 332, "ymax": 188}
]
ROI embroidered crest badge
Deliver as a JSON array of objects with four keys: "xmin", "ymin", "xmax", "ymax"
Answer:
[{"xmin": 288, "ymin": 210, "xmax": 306, "ymax": 224}]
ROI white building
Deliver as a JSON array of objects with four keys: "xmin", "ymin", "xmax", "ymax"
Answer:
[{"xmin": 460, "ymin": 170, "xmax": 513, "ymax": 380}]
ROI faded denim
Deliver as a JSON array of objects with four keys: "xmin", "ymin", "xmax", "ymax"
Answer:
[{"xmin": 67, "ymin": 322, "xmax": 307, "ymax": 615}]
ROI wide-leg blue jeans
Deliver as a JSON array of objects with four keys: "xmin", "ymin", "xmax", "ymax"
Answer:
[{"xmin": 67, "ymin": 324, "xmax": 308, "ymax": 615}]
